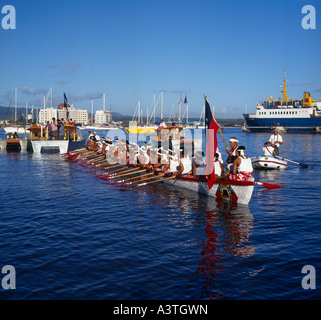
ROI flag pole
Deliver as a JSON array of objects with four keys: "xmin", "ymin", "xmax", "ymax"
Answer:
[{"xmin": 204, "ymin": 94, "xmax": 228, "ymax": 149}]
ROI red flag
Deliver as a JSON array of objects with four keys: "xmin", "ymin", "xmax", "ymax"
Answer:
[{"xmin": 205, "ymin": 96, "xmax": 219, "ymax": 190}]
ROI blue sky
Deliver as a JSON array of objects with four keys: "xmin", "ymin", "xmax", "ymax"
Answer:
[{"xmin": 1, "ymin": 0, "xmax": 321, "ymax": 119}]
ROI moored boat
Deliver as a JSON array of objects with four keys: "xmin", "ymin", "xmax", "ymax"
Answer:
[
  {"xmin": 243, "ymin": 69, "xmax": 321, "ymax": 133},
  {"xmin": 28, "ymin": 124, "xmax": 86, "ymax": 154},
  {"xmin": 252, "ymin": 156, "xmax": 288, "ymax": 170},
  {"xmin": 4, "ymin": 126, "xmax": 27, "ymax": 134},
  {"xmin": 125, "ymin": 126, "xmax": 156, "ymax": 134},
  {"xmin": 6, "ymin": 138, "xmax": 21, "ymax": 152}
]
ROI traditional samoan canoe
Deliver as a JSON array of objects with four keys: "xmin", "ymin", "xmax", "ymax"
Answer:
[
  {"xmin": 163, "ymin": 175, "xmax": 255, "ymax": 205},
  {"xmin": 251, "ymin": 156, "xmax": 288, "ymax": 170}
]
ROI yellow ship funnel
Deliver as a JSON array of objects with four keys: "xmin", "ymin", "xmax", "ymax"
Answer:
[{"xmin": 303, "ymin": 92, "xmax": 312, "ymax": 107}]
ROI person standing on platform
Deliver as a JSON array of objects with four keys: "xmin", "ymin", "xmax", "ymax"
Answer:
[
  {"xmin": 51, "ymin": 118, "xmax": 58, "ymax": 140},
  {"xmin": 269, "ymin": 129, "xmax": 283, "ymax": 156},
  {"xmin": 58, "ymin": 119, "xmax": 65, "ymax": 140}
]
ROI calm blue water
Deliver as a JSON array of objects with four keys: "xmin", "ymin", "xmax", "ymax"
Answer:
[{"xmin": 0, "ymin": 127, "xmax": 320, "ymax": 300}]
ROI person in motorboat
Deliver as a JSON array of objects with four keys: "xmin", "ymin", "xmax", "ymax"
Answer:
[
  {"xmin": 269, "ymin": 129, "xmax": 283, "ymax": 156},
  {"xmin": 223, "ymin": 146, "xmax": 253, "ymax": 182},
  {"xmin": 263, "ymin": 141, "xmax": 276, "ymax": 157}
]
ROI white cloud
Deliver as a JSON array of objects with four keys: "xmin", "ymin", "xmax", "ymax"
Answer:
[
  {"xmin": 21, "ymin": 86, "xmax": 48, "ymax": 95},
  {"xmin": 60, "ymin": 62, "xmax": 82, "ymax": 75}
]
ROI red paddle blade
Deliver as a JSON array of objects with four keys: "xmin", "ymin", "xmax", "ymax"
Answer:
[{"xmin": 255, "ymin": 181, "xmax": 284, "ymax": 189}]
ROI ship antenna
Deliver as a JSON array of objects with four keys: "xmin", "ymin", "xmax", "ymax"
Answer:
[{"xmin": 280, "ymin": 68, "xmax": 288, "ymax": 101}]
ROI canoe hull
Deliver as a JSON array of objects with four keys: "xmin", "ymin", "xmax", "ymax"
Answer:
[
  {"xmin": 164, "ymin": 176, "xmax": 255, "ymax": 205},
  {"xmin": 252, "ymin": 156, "xmax": 288, "ymax": 170}
]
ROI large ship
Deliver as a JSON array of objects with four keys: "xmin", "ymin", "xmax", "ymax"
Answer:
[{"xmin": 243, "ymin": 70, "xmax": 321, "ymax": 133}]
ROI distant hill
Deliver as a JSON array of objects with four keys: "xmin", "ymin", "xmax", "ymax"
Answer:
[{"xmin": 0, "ymin": 105, "xmax": 27, "ymax": 121}]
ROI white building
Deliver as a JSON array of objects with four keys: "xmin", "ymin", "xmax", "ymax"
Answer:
[
  {"xmin": 95, "ymin": 110, "xmax": 112, "ymax": 124},
  {"xmin": 39, "ymin": 107, "xmax": 89, "ymax": 124},
  {"xmin": 69, "ymin": 109, "xmax": 88, "ymax": 124},
  {"xmin": 39, "ymin": 107, "xmax": 57, "ymax": 124}
]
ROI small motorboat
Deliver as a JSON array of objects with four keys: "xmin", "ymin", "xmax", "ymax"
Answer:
[{"xmin": 252, "ymin": 156, "xmax": 288, "ymax": 170}]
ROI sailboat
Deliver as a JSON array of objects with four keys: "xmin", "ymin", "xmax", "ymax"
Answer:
[
  {"xmin": 3, "ymin": 87, "xmax": 27, "ymax": 134},
  {"xmin": 125, "ymin": 100, "xmax": 157, "ymax": 134}
]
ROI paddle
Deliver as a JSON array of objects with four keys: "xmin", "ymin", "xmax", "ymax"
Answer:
[
  {"xmin": 85, "ymin": 167, "xmax": 107, "ymax": 174},
  {"xmin": 62, "ymin": 147, "xmax": 87, "ymax": 156},
  {"xmin": 100, "ymin": 167, "xmax": 142, "ymax": 180},
  {"xmin": 111, "ymin": 172, "xmax": 153, "ymax": 186},
  {"xmin": 102, "ymin": 169, "xmax": 145, "ymax": 181},
  {"xmin": 95, "ymin": 165, "xmax": 128, "ymax": 177},
  {"xmin": 101, "ymin": 165, "xmax": 138, "ymax": 175},
  {"xmin": 276, "ymin": 156, "xmax": 308, "ymax": 168},
  {"xmin": 255, "ymin": 181, "xmax": 285, "ymax": 189},
  {"xmin": 120, "ymin": 174, "xmax": 176, "ymax": 190}
]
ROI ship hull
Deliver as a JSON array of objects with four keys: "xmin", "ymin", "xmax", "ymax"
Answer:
[{"xmin": 243, "ymin": 114, "xmax": 321, "ymax": 133}]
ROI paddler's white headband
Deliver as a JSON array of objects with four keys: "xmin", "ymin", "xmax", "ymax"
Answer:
[{"xmin": 229, "ymin": 138, "xmax": 239, "ymax": 143}]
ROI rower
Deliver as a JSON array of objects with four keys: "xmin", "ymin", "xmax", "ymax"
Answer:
[
  {"xmin": 175, "ymin": 148, "xmax": 192, "ymax": 177},
  {"xmin": 137, "ymin": 144, "xmax": 150, "ymax": 169},
  {"xmin": 225, "ymin": 146, "xmax": 253, "ymax": 182},
  {"xmin": 269, "ymin": 129, "xmax": 283, "ymax": 156},
  {"xmin": 192, "ymin": 151, "xmax": 206, "ymax": 178},
  {"xmin": 93, "ymin": 132, "xmax": 100, "ymax": 142},
  {"xmin": 148, "ymin": 148, "xmax": 163, "ymax": 173},
  {"xmin": 162, "ymin": 149, "xmax": 179, "ymax": 174},
  {"xmin": 226, "ymin": 137, "xmax": 239, "ymax": 164},
  {"xmin": 263, "ymin": 141, "xmax": 276, "ymax": 157},
  {"xmin": 214, "ymin": 152, "xmax": 224, "ymax": 180}
]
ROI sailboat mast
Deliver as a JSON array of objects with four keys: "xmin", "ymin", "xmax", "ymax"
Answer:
[
  {"xmin": 186, "ymin": 104, "xmax": 189, "ymax": 124},
  {"xmin": 26, "ymin": 101, "xmax": 28, "ymax": 126},
  {"xmin": 161, "ymin": 91, "xmax": 163, "ymax": 120},
  {"xmin": 91, "ymin": 101, "xmax": 94, "ymax": 125},
  {"xmin": 147, "ymin": 107, "xmax": 149, "ymax": 125},
  {"xmin": 50, "ymin": 87, "xmax": 53, "ymax": 108},
  {"xmin": 154, "ymin": 94, "xmax": 156, "ymax": 124},
  {"xmin": 14, "ymin": 87, "xmax": 17, "ymax": 125}
]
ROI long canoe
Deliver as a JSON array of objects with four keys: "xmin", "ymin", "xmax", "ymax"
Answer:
[{"xmin": 163, "ymin": 175, "xmax": 255, "ymax": 205}]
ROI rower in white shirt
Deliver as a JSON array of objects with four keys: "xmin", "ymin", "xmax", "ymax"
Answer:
[{"xmin": 269, "ymin": 129, "xmax": 283, "ymax": 156}]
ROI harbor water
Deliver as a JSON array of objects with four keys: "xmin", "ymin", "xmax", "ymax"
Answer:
[{"xmin": 0, "ymin": 127, "xmax": 320, "ymax": 300}]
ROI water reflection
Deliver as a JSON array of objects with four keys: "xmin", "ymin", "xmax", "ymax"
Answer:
[{"xmin": 140, "ymin": 183, "xmax": 255, "ymax": 299}]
